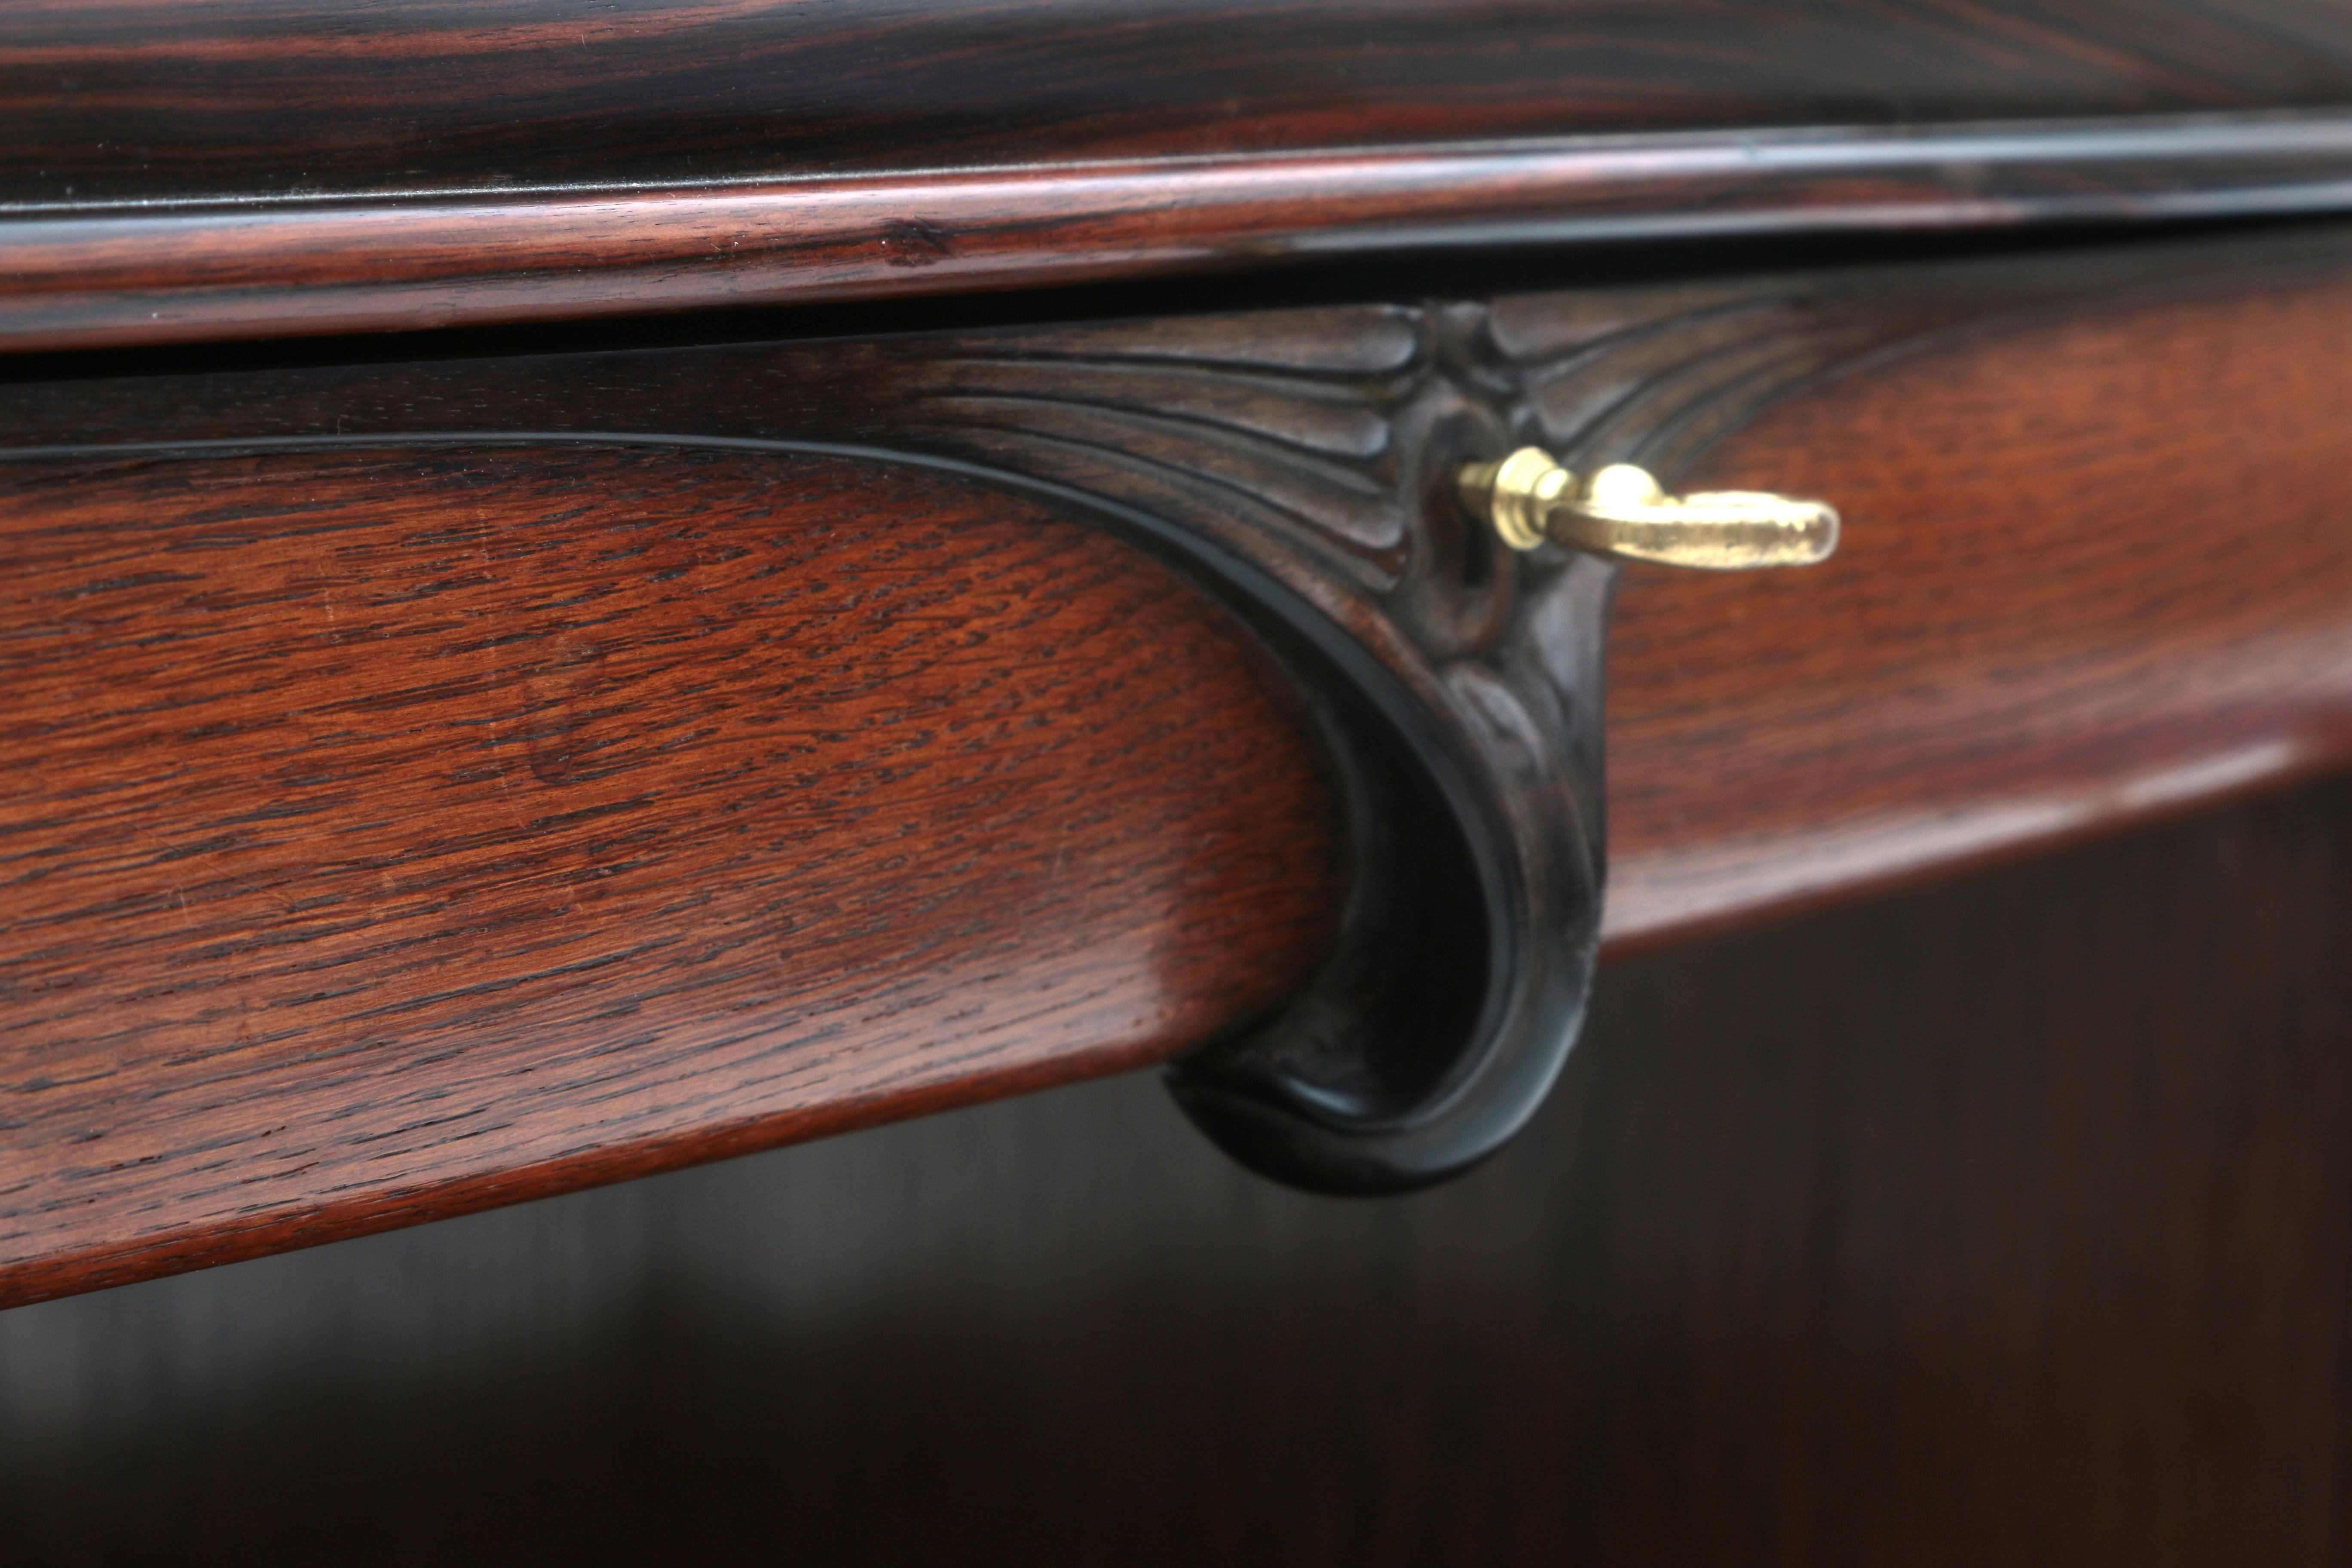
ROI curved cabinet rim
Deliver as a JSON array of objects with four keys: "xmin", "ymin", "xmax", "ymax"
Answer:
[
  {"xmin": 9, "ymin": 226, "xmax": 2348, "ymax": 1197},
  {"xmin": 11, "ymin": 114, "xmax": 2352, "ymax": 352}
]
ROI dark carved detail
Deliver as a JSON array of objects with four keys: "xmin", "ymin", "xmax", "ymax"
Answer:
[
  {"xmin": 815, "ymin": 248, "xmax": 2305, "ymax": 1188},
  {"xmin": 845, "ymin": 289, "xmax": 1969, "ymax": 1188},
  {"xmin": 861, "ymin": 306, "xmax": 1603, "ymax": 1188}
]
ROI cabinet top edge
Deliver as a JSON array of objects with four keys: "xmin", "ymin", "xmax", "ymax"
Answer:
[{"xmin": 10, "ymin": 110, "xmax": 2352, "ymax": 357}]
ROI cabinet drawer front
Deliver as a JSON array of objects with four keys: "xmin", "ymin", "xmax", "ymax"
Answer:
[{"xmin": 10, "ymin": 227, "xmax": 2352, "ymax": 1298}]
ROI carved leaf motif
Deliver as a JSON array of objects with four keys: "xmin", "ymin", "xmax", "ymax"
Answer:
[
  {"xmin": 878, "ymin": 278, "xmax": 1993, "ymax": 616},
  {"xmin": 882, "ymin": 307, "xmax": 1435, "ymax": 591}
]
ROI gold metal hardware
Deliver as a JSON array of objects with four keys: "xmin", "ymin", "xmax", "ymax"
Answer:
[{"xmin": 1456, "ymin": 448, "xmax": 1839, "ymax": 570}]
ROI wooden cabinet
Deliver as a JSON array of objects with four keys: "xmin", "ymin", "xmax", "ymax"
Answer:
[{"xmin": 7, "ymin": 2, "xmax": 2352, "ymax": 1560}]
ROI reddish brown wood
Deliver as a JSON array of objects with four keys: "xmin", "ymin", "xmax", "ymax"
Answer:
[
  {"xmin": 7, "ymin": 0, "xmax": 2352, "ymax": 354},
  {"xmin": 0, "ymin": 444, "xmax": 1344, "ymax": 1308},
  {"xmin": 9, "ymin": 119, "xmax": 2352, "ymax": 354},
  {"xmin": 6, "ymin": 232, "xmax": 2352, "ymax": 1254},
  {"xmin": 1604, "ymin": 268, "xmax": 2352, "ymax": 951},
  {"xmin": 10, "ymin": 231, "xmax": 2352, "ymax": 985}
]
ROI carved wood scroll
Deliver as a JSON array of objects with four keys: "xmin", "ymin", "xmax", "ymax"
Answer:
[{"xmin": 6, "ymin": 228, "xmax": 2352, "ymax": 1219}]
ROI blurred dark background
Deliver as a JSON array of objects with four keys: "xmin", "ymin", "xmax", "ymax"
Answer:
[{"xmin": 4, "ymin": 780, "xmax": 2347, "ymax": 1566}]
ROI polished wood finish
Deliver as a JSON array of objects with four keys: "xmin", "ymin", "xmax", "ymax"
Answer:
[
  {"xmin": 12, "ymin": 0, "xmax": 2352, "ymax": 353},
  {"xmin": 12, "ymin": 231, "xmax": 2352, "ymax": 1284},
  {"xmin": 13, "ymin": 228, "xmax": 2349, "ymax": 962},
  {"xmin": 9, "ymin": 0, "xmax": 2351, "ymax": 206},
  {"xmin": 0, "ymin": 445, "xmax": 1343, "ymax": 1309},
  {"xmin": 15, "ymin": 119, "xmax": 2352, "ymax": 354},
  {"xmin": 6, "ymin": 3, "xmax": 2351, "ymax": 1549},
  {"xmin": 8, "ymin": 776, "xmax": 2349, "ymax": 1564},
  {"xmin": 1606, "ymin": 263, "xmax": 2352, "ymax": 949}
]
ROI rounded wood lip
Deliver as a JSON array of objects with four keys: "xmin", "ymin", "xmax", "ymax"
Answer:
[
  {"xmin": 0, "ymin": 442, "xmax": 1346, "ymax": 1310},
  {"xmin": 9, "ymin": 113, "xmax": 2352, "ymax": 354}
]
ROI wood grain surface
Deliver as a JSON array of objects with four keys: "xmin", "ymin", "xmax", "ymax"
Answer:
[
  {"xmin": 9, "ymin": 233, "xmax": 2352, "ymax": 970},
  {"xmin": 1605, "ymin": 262, "xmax": 2352, "ymax": 950},
  {"xmin": 17, "ymin": 119, "xmax": 2352, "ymax": 354},
  {"xmin": 0, "ymin": 444, "xmax": 1344, "ymax": 1308},
  {"xmin": 11, "ymin": 0, "xmax": 2352, "ymax": 351},
  {"xmin": 10, "ymin": 231, "xmax": 2352, "ymax": 1299}
]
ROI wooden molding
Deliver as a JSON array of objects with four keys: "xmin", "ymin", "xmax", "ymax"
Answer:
[
  {"xmin": 10, "ymin": 0, "xmax": 2352, "ymax": 208},
  {"xmin": 11, "ymin": 116, "xmax": 2352, "ymax": 352},
  {"xmin": 12, "ymin": 226, "xmax": 2352, "ymax": 1298}
]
